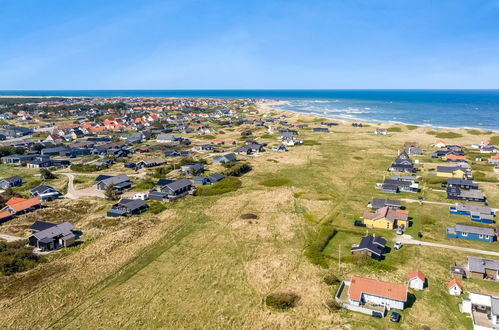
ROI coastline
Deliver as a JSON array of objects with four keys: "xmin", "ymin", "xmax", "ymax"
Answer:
[{"xmin": 257, "ymin": 99, "xmax": 499, "ymax": 134}]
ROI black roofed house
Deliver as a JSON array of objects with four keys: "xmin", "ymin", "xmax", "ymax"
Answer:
[
  {"xmin": 351, "ymin": 235, "xmax": 387, "ymax": 261},
  {"xmin": 160, "ymin": 178, "xmax": 193, "ymax": 200},
  {"xmin": 241, "ymin": 130, "xmax": 252, "ymax": 137},
  {"xmin": 199, "ymin": 144, "xmax": 215, "ymax": 151},
  {"xmin": 26, "ymin": 156, "xmax": 53, "ymax": 169},
  {"xmin": 95, "ymin": 174, "xmax": 132, "ymax": 193},
  {"xmin": 28, "ymin": 220, "xmax": 58, "ymax": 233},
  {"xmin": 1, "ymin": 154, "xmax": 40, "ymax": 165},
  {"xmin": 212, "ymin": 152, "xmax": 237, "ymax": 164},
  {"xmin": 234, "ymin": 144, "xmax": 264, "ymax": 155},
  {"xmin": 30, "ymin": 184, "xmax": 61, "ymax": 202},
  {"xmin": 107, "ymin": 198, "xmax": 149, "ymax": 217},
  {"xmin": 312, "ymin": 127, "xmax": 329, "ymax": 133},
  {"xmin": 381, "ymin": 179, "xmax": 419, "ymax": 193},
  {"xmin": 445, "ymin": 178, "xmax": 479, "ymax": 190},
  {"xmin": 208, "ymin": 173, "xmax": 225, "ymax": 184},
  {"xmin": 28, "ymin": 221, "xmax": 78, "ymax": 251},
  {"xmin": 466, "ymin": 256, "xmax": 499, "ymax": 280},
  {"xmin": 192, "ymin": 176, "xmax": 210, "ymax": 185},
  {"xmin": 137, "ymin": 157, "xmax": 165, "ymax": 168},
  {"xmin": 41, "ymin": 146, "xmax": 66, "ymax": 156},
  {"xmin": 368, "ymin": 198, "xmax": 401, "ymax": 210},
  {"xmin": 156, "ymin": 178, "xmax": 175, "ymax": 186},
  {"xmin": 0, "ymin": 175, "xmax": 23, "ymax": 189},
  {"xmin": 446, "ymin": 186, "xmax": 486, "ymax": 203},
  {"xmin": 180, "ymin": 163, "xmax": 204, "ymax": 176}
]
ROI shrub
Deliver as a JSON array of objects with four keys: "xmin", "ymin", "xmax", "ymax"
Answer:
[
  {"xmin": 424, "ymin": 175, "xmax": 447, "ymax": 185},
  {"xmin": 240, "ymin": 213, "xmax": 258, "ymax": 220},
  {"xmin": 40, "ymin": 168, "xmax": 56, "ymax": 180},
  {"xmin": 179, "ymin": 157, "xmax": 207, "ymax": 166},
  {"xmin": 134, "ymin": 178, "xmax": 156, "ymax": 190},
  {"xmin": 151, "ymin": 165, "xmax": 173, "ymax": 178},
  {"xmin": 147, "ymin": 201, "xmax": 168, "ymax": 214},
  {"xmin": 0, "ymin": 240, "xmax": 40, "ymax": 276},
  {"xmin": 260, "ymin": 134, "xmax": 274, "ymax": 139},
  {"xmin": 195, "ymin": 177, "xmax": 242, "ymax": 196},
  {"xmin": 467, "ymin": 129, "xmax": 484, "ymax": 135},
  {"xmin": 223, "ymin": 162, "xmax": 252, "ymax": 177},
  {"xmin": 406, "ymin": 125, "xmax": 418, "ymax": 130},
  {"xmin": 490, "ymin": 136, "xmax": 499, "ymax": 145},
  {"xmin": 323, "ymin": 273, "xmax": 340, "ymax": 285},
  {"xmin": 428, "ymin": 131, "xmax": 463, "ymax": 139},
  {"xmin": 259, "ymin": 177, "xmax": 291, "ymax": 187},
  {"xmin": 265, "ymin": 293, "xmax": 299, "ymax": 311},
  {"xmin": 70, "ymin": 164, "xmax": 105, "ymax": 172},
  {"xmin": 25, "ymin": 180, "xmax": 43, "ymax": 189},
  {"xmin": 304, "ymin": 225, "xmax": 337, "ymax": 268},
  {"xmin": 387, "ymin": 127, "xmax": 402, "ymax": 132}
]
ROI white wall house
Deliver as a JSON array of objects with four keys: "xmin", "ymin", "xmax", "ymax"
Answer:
[
  {"xmin": 408, "ymin": 270, "xmax": 426, "ymax": 291},
  {"xmin": 461, "ymin": 292, "xmax": 499, "ymax": 330},
  {"xmin": 448, "ymin": 279, "xmax": 462, "ymax": 296}
]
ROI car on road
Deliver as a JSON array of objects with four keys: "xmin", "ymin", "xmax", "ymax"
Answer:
[
  {"xmin": 394, "ymin": 241, "xmax": 403, "ymax": 250},
  {"xmin": 390, "ymin": 311, "xmax": 401, "ymax": 322}
]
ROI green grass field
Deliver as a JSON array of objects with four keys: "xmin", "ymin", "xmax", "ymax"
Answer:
[{"xmin": 0, "ymin": 116, "xmax": 495, "ymax": 330}]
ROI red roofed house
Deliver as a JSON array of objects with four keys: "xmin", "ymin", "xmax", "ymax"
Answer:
[
  {"xmin": 408, "ymin": 269, "xmax": 426, "ymax": 290},
  {"xmin": 448, "ymin": 279, "xmax": 463, "ymax": 296},
  {"xmin": 434, "ymin": 139, "xmax": 447, "ymax": 148},
  {"xmin": 0, "ymin": 197, "xmax": 41, "ymax": 222},
  {"xmin": 443, "ymin": 154, "xmax": 467, "ymax": 162},
  {"xmin": 336, "ymin": 276, "xmax": 408, "ymax": 316}
]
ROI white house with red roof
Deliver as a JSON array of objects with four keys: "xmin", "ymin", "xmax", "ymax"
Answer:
[
  {"xmin": 434, "ymin": 139, "xmax": 447, "ymax": 148},
  {"xmin": 448, "ymin": 278, "xmax": 463, "ymax": 296},
  {"xmin": 336, "ymin": 276, "xmax": 408, "ymax": 316},
  {"xmin": 408, "ymin": 269, "xmax": 426, "ymax": 290}
]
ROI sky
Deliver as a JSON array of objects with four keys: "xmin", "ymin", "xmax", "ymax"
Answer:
[{"xmin": 1, "ymin": 0, "xmax": 499, "ymax": 89}]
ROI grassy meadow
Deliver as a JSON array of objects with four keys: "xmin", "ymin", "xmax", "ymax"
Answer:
[{"xmin": 0, "ymin": 113, "xmax": 497, "ymax": 329}]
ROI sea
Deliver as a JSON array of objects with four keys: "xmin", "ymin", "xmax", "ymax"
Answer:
[{"xmin": 1, "ymin": 90, "xmax": 498, "ymax": 131}]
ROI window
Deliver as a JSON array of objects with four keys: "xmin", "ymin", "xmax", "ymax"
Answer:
[
  {"xmin": 485, "ymin": 235, "xmax": 490, "ymax": 240},
  {"xmin": 461, "ymin": 232, "xmax": 468, "ymax": 237},
  {"xmin": 479, "ymin": 234, "xmax": 484, "ymax": 239}
]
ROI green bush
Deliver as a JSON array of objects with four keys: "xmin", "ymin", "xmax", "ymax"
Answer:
[
  {"xmin": 304, "ymin": 225, "xmax": 337, "ymax": 268},
  {"xmin": 387, "ymin": 127, "xmax": 402, "ymax": 132},
  {"xmin": 406, "ymin": 125, "xmax": 418, "ymax": 130},
  {"xmin": 259, "ymin": 177, "xmax": 291, "ymax": 187},
  {"xmin": 424, "ymin": 175, "xmax": 447, "ymax": 185},
  {"xmin": 265, "ymin": 293, "xmax": 299, "ymax": 311},
  {"xmin": 151, "ymin": 165, "xmax": 173, "ymax": 178},
  {"xmin": 147, "ymin": 201, "xmax": 168, "ymax": 214},
  {"xmin": 490, "ymin": 136, "xmax": 499, "ymax": 145},
  {"xmin": 427, "ymin": 131, "xmax": 463, "ymax": 139},
  {"xmin": 323, "ymin": 273, "xmax": 340, "ymax": 285},
  {"xmin": 195, "ymin": 177, "xmax": 242, "ymax": 196},
  {"xmin": 0, "ymin": 240, "xmax": 40, "ymax": 276},
  {"xmin": 134, "ymin": 178, "xmax": 156, "ymax": 190},
  {"xmin": 223, "ymin": 162, "xmax": 252, "ymax": 177},
  {"xmin": 260, "ymin": 134, "xmax": 274, "ymax": 139},
  {"xmin": 467, "ymin": 129, "xmax": 484, "ymax": 135},
  {"xmin": 70, "ymin": 164, "xmax": 105, "ymax": 172}
]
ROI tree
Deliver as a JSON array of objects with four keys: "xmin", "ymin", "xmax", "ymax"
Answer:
[
  {"xmin": 105, "ymin": 185, "xmax": 118, "ymax": 201},
  {"xmin": 40, "ymin": 168, "xmax": 56, "ymax": 180}
]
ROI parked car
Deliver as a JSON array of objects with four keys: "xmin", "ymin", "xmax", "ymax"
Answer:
[
  {"xmin": 390, "ymin": 311, "xmax": 401, "ymax": 322},
  {"xmin": 354, "ymin": 220, "xmax": 365, "ymax": 227},
  {"xmin": 394, "ymin": 241, "xmax": 403, "ymax": 250},
  {"xmin": 396, "ymin": 227, "xmax": 404, "ymax": 235},
  {"xmin": 417, "ymin": 232, "xmax": 423, "ymax": 238}
]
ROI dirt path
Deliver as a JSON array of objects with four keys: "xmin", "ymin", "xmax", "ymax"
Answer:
[
  {"xmin": 398, "ymin": 234, "xmax": 499, "ymax": 257},
  {"xmin": 0, "ymin": 234, "xmax": 24, "ymax": 242},
  {"xmin": 401, "ymin": 198, "xmax": 499, "ymax": 212}
]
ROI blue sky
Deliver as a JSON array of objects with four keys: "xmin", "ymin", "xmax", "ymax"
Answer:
[{"xmin": 1, "ymin": 0, "xmax": 499, "ymax": 89}]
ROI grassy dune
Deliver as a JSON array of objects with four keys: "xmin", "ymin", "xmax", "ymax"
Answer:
[{"xmin": 0, "ymin": 115, "xmax": 496, "ymax": 329}]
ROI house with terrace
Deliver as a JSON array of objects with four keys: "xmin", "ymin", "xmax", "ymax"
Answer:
[
  {"xmin": 336, "ymin": 276, "xmax": 408, "ymax": 318},
  {"xmin": 107, "ymin": 199, "xmax": 149, "ymax": 217},
  {"xmin": 137, "ymin": 157, "xmax": 165, "ymax": 168},
  {"xmin": 212, "ymin": 152, "xmax": 237, "ymax": 164},
  {"xmin": 461, "ymin": 292, "xmax": 499, "ymax": 330},
  {"xmin": 436, "ymin": 165, "xmax": 470, "ymax": 179},
  {"xmin": 367, "ymin": 198, "xmax": 401, "ymax": 210},
  {"xmin": 466, "ymin": 256, "xmax": 499, "ymax": 281},
  {"xmin": 157, "ymin": 178, "xmax": 193, "ymax": 200},
  {"xmin": 362, "ymin": 207, "xmax": 409, "ymax": 230},
  {"xmin": 0, "ymin": 175, "xmax": 23, "ymax": 189},
  {"xmin": 447, "ymin": 224, "xmax": 496, "ymax": 243},
  {"xmin": 450, "ymin": 203, "xmax": 495, "ymax": 224},
  {"xmin": 95, "ymin": 174, "xmax": 132, "ymax": 194},
  {"xmin": 350, "ymin": 235, "xmax": 386, "ymax": 261},
  {"xmin": 0, "ymin": 197, "xmax": 42, "ymax": 223},
  {"xmin": 180, "ymin": 163, "xmax": 204, "ymax": 176},
  {"xmin": 28, "ymin": 221, "xmax": 78, "ymax": 251},
  {"xmin": 30, "ymin": 185, "xmax": 61, "ymax": 202}
]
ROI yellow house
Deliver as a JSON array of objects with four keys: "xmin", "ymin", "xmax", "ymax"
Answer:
[
  {"xmin": 436, "ymin": 166, "xmax": 466, "ymax": 179},
  {"xmin": 362, "ymin": 207, "xmax": 409, "ymax": 230}
]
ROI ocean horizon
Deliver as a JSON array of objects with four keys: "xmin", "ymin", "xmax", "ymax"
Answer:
[{"xmin": 1, "ymin": 89, "xmax": 498, "ymax": 131}]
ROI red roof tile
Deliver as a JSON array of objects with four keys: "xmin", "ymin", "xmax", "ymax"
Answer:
[
  {"xmin": 408, "ymin": 269, "xmax": 426, "ymax": 281},
  {"xmin": 348, "ymin": 276, "xmax": 408, "ymax": 302}
]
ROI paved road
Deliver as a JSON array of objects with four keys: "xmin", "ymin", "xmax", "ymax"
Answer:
[
  {"xmin": 0, "ymin": 234, "xmax": 24, "ymax": 242},
  {"xmin": 398, "ymin": 234, "xmax": 499, "ymax": 257}
]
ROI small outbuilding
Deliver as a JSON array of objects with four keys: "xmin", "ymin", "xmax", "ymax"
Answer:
[
  {"xmin": 408, "ymin": 269, "xmax": 426, "ymax": 290},
  {"xmin": 448, "ymin": 279, "xmax": 463, "ymax": 296}
]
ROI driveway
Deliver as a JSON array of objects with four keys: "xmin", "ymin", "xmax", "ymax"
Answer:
[
  {"xmin": 401, "ymin": 198, "xmax": 499, "ymax": 213},
  {"xmin": 398, "ymin": 234, "xmax": 499, "ymax": 257},
  {"xmin": 61, "ymin": 173, "xmax": 105, "ymax": 199}
]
